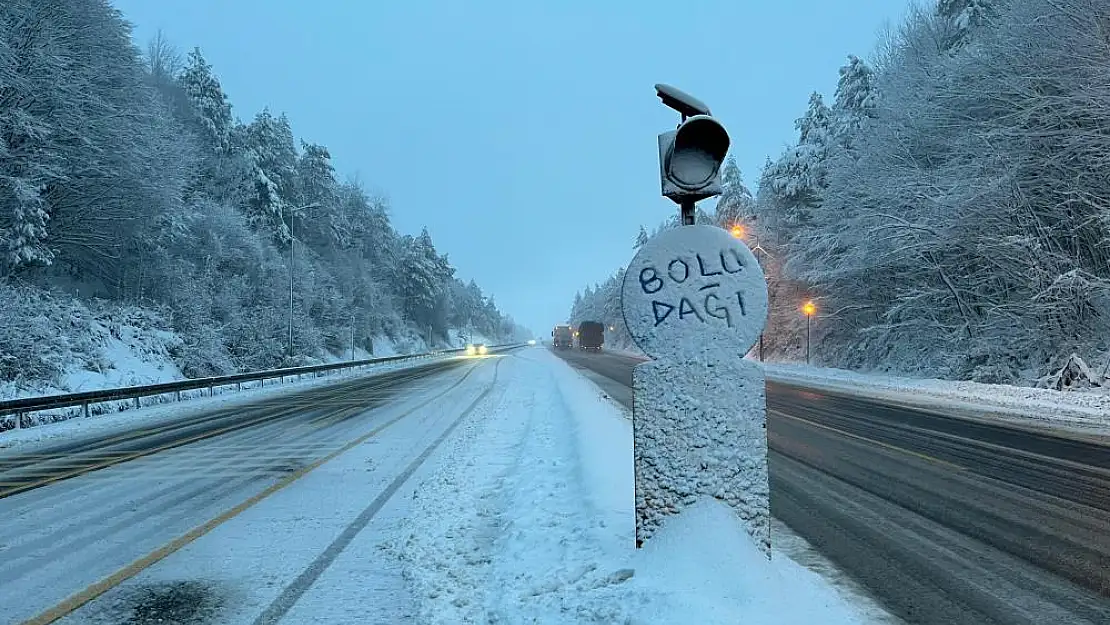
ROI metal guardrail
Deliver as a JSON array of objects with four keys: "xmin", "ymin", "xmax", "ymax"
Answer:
[{"xmin": 0, "ymin": 342, "xmax": 524, "ymax": 431}]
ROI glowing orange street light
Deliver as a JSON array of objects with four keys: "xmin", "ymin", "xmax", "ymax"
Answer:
[
  {"xmin": 802, "ymin": 300, "xmax": 816, "ymax": 364},
  {"xmin": 729, "ymin": 224, "xmax": 745, "ymax": 239}
]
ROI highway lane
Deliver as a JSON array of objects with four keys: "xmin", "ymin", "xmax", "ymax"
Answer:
[
  {"xmin": 0, "ymin": 357, "xmax": 468, "ymax": 500},
  {"xmin": 555, "ymin": 347, "xmax": 1110, "ymax": 625},
  {"xmin": 0, "ymin": 355, "xmax": 496, "ymax": 625}
]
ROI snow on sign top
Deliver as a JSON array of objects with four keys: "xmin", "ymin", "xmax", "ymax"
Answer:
[{"xmin": 621, "ymin": 225, "xmax": 767, "ymax": 361}]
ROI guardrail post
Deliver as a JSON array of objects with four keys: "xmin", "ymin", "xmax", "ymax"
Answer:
[
  {"xmin": 176, "ymin": 389, "xmax": 181, "ymax": 402},
  {"xmin": 133, "ymin": 397, "xmax": 140, "ymax": 410},
  {"xmin": 15, "ymin": 412, "xmax": 22, "ymax": 430},
  {"xmin": 237, "ymin": 381, "xmax": 241, "ymax": 391},
  {"xmin": 84, "ymin": 401, "xmax": 90, "ymax": 419},
  {"xmin": 208, "ymin": 384, "xmax": 214, "ymax": 397}
]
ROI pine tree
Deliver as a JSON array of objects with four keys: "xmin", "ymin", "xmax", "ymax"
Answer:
[
  {"xmin": 764, "ymin": 93, "xmax": 831, "ymax": 236},
  {"xmin": 634, "ymin": 226, "xmax": 649, "ymax": 249},
  {"xmin": 241, "ymin": 109, "xmax": 298, "ymax": 238},
  {"xmin": 831, "ymin": 55, "xmax": 878, "ymax": 147},
  {"xmin": 937, "ymin": 0, "xmax": 1000, "ymax": 49},
  {"xmin": 713, "ymin": 157, "xmax": 754, "ymax": 228},
  {"xmin": 180, "ymin": 48, "xmax": 233, "ymax": 153}
]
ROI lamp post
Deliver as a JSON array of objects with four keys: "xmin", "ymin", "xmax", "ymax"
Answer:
[
  {"xmin": 802, "ymin": 300, "xmax": 816, "ymax": 365},
  {"xmin": 286, "ymin": 202, "xmax": 323, "ymax": 360},
  {"xmin": 732, "ymin": 222, "xmax": 767, "ymax": 362}
]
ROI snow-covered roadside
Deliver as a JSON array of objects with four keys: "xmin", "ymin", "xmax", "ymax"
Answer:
[
  {"xmin": 390, "ymin": 348, "xmax": 878, "ymax": 624},
  {"xmin": 763, "ymin": 362, "xmax": 1110, "ymax": 433},
  {"xmin": 0, "ymin": 354, "xmax": 460, "ymax": 452},
  {"xmin": 601, "ymin": 344, "xmax": 1110, "ymax": 432}
]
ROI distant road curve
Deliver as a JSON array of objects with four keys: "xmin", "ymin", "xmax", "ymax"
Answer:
[{"xmin": 555, "ymin": 347, "xmax": 1110, "ymax": 625}]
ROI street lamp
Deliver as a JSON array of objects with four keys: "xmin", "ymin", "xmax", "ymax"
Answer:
[
  {"xmin": 802, "ymin": 300, "xmax": 816, "ymax": 365},
  {"xmin": 286, "ymin": 202, "xmax": 323, "ymax": 359},
  {"xmin": 730, "ymin": 221, "xmax": 771, "ymax": 361}
]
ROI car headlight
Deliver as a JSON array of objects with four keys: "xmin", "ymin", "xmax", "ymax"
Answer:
[
  {"xmin": 466, "ymin": 344, "xmax": 476, "ymax": 356},
  {"xmin": 478, "ymin": 345, "xmax": 488, "ymax": 355}
]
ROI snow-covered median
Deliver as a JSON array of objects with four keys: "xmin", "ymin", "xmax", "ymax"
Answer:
[
  {"xmin": 763, "ymin": 362, "xmax": 1110, "ymax": 432},
  {"xmin": 389, "ymin": 348, "xmax": 874, "ymax": 624}
]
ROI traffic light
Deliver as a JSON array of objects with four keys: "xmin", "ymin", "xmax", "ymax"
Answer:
[{"xmin": 654, "ymin": 84, "xmax": 731, "ymax": 211}]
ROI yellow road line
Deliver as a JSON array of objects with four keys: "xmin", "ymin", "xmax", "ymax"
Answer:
[
  {"xmin": 19, "ymin": 362, "xmax": 480, "ymax": 625},
  {"xmin": 0, "ymin": 404, "xmax": 312, "ymax": 499},
  {"xmin": 772, "ymin": 410, "xmax": 967, "ymax": 472},
  {"xmin": 10, "ymin": 365, "xmax": 427, "ymax": 459}
]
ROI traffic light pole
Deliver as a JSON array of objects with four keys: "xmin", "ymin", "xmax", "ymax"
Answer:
[
  {"xmin": 681, "ymin": 199, "xmax": 696, "ymax": 225},
  {"xmin": 629, "ymin": 84, "xmax": 770, "ymax": 556}
]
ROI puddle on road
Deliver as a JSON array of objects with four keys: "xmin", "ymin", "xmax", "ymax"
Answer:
[{"xmin": 89, "ymin": 580, "xmax": 232, "ymax": 625}]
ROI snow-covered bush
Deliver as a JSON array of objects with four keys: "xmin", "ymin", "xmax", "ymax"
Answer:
[{"xmin": 0, "ymin": 285, "xmax": 90, "ymax": 388}]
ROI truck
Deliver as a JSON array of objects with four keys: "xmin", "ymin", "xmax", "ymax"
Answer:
[
  {"xmin": 576, "ymin": 321, "xmax": 604, "ymax": 352},
  {"xmin": 552, "ymin": 325, "xmax": 574, "ymax": 349}
]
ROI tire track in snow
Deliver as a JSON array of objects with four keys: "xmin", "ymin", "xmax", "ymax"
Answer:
[{"xmin": 249, "ymin": 358, "xmax": 505, "ymax": 625}]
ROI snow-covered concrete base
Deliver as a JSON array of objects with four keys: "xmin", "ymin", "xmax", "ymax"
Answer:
[
  {"xmin": 633, "ymin": 358, "xmax": 769, "ymax": 553},
  {"xmin": 390, "ymin": 348, "xmax": 872, "ymax": 624}
]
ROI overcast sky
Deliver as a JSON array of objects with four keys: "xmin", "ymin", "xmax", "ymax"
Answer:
[{"xmin": 112, "ymin": 0, "xmax": 915, "ymax": 336}]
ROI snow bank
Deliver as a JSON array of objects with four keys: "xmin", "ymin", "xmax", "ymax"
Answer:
[
  {"xmin": 0, "ymin": 303, "xmax": 183, "ymax": 401},
  {"xmin": 764, "ymin": 361, "xmax": 1110, "ymax": 431},
  {"xmin": 390, "ymin": 349, "xmax": 872, "ymax": 624},
  {"xmin": 62, "ymin": 324, "xmax": 182, "ymax": 393}
]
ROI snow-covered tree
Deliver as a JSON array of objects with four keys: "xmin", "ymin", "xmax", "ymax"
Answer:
[
  {"xmin": 0, "ymin": 5, "xmax": 521, "ymax": 387},
  {"xmin": 937, "ymin": 0, "xmax": 1001, "ymax": 49},
  {"xmin": 713, "ymin": 157, "xmax": 754, "ymax": 228},
  {"xmin": 760, "ymin": 92, "xmax": 831, "ymax": 254},
  {"xmin": 240, "ymin": 109, "xmax": 298, "ymax": 239},
  {"xmin": 179, "ymin": 48, "xmax": 233, "ymax": 153},
  {"xmin": 831, "ymin": 55, "xmax": 878, "ymax": 147}
]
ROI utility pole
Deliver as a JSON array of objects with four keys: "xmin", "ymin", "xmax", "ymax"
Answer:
[
  {"xmin": 288, "ymin": 208, "xmax": 295, "ymax": 360},
  {"xmin": 285, "ymin": 202, "xmax": 322, "ymax": 360}
]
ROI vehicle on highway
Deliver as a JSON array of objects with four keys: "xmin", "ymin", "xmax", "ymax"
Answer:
[
  {"xmin": 576, "ymin": 321, "xmax": 604, "ymax": 352},
  {"xmin": 466, "ymin": 343, "xmax": 488, "ymax": 356},
  {"xmin": 552, "ymin": 325, "xmax": 574, "ymax": 349}
]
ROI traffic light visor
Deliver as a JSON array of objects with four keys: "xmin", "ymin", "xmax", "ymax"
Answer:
[{"xmin": 668, "ymin": 115, "xmax": 730, "ymax": 189}]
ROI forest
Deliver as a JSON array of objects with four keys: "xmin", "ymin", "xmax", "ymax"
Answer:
[
  {"xmin": 0, "ymin": 0, "xmax": 525, "ymax": 394},
  {"xmin": 571, "ymin": 0, "xmax": 1110, "ymax": 385}
]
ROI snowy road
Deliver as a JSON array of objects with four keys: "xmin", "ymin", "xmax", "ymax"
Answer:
[
  {"xmin": 2, "ymin": 346, "xmax": 884, "ymax": 625},
  {"xmin": 555, "ymin": 348, "xmax": 1110, "ymax": 625},
  {"xmin": 0, "ymin": 355, "xmax": 501, "ymax": 625}
]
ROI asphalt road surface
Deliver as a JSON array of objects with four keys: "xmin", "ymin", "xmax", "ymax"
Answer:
[
  {"xmin": 0, "ymin": 358, "xmax": 469, "ymax": 500},
  {"xmin": 0, "ymin": 355, "xmax": 495, "ymax": 625},
  {"xmin": 555, "ymin": 347, "xmax": 1110, "ymax": 625}
]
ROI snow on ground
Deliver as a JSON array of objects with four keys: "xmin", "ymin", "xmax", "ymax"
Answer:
[
  {"xmin": 0, "ymin": 354, "xmax": 459, "ymax": 452},
  {"xmin": 763, "ymin": 361, "xmax": 1110, "ymax": 433},
  {"xmin": 62, "ymin": 325, "xmax": 183, "ymax": 393},
  {"xmin": 389, "ymin": 347, "xmax": 877, "ymax": 624}
]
